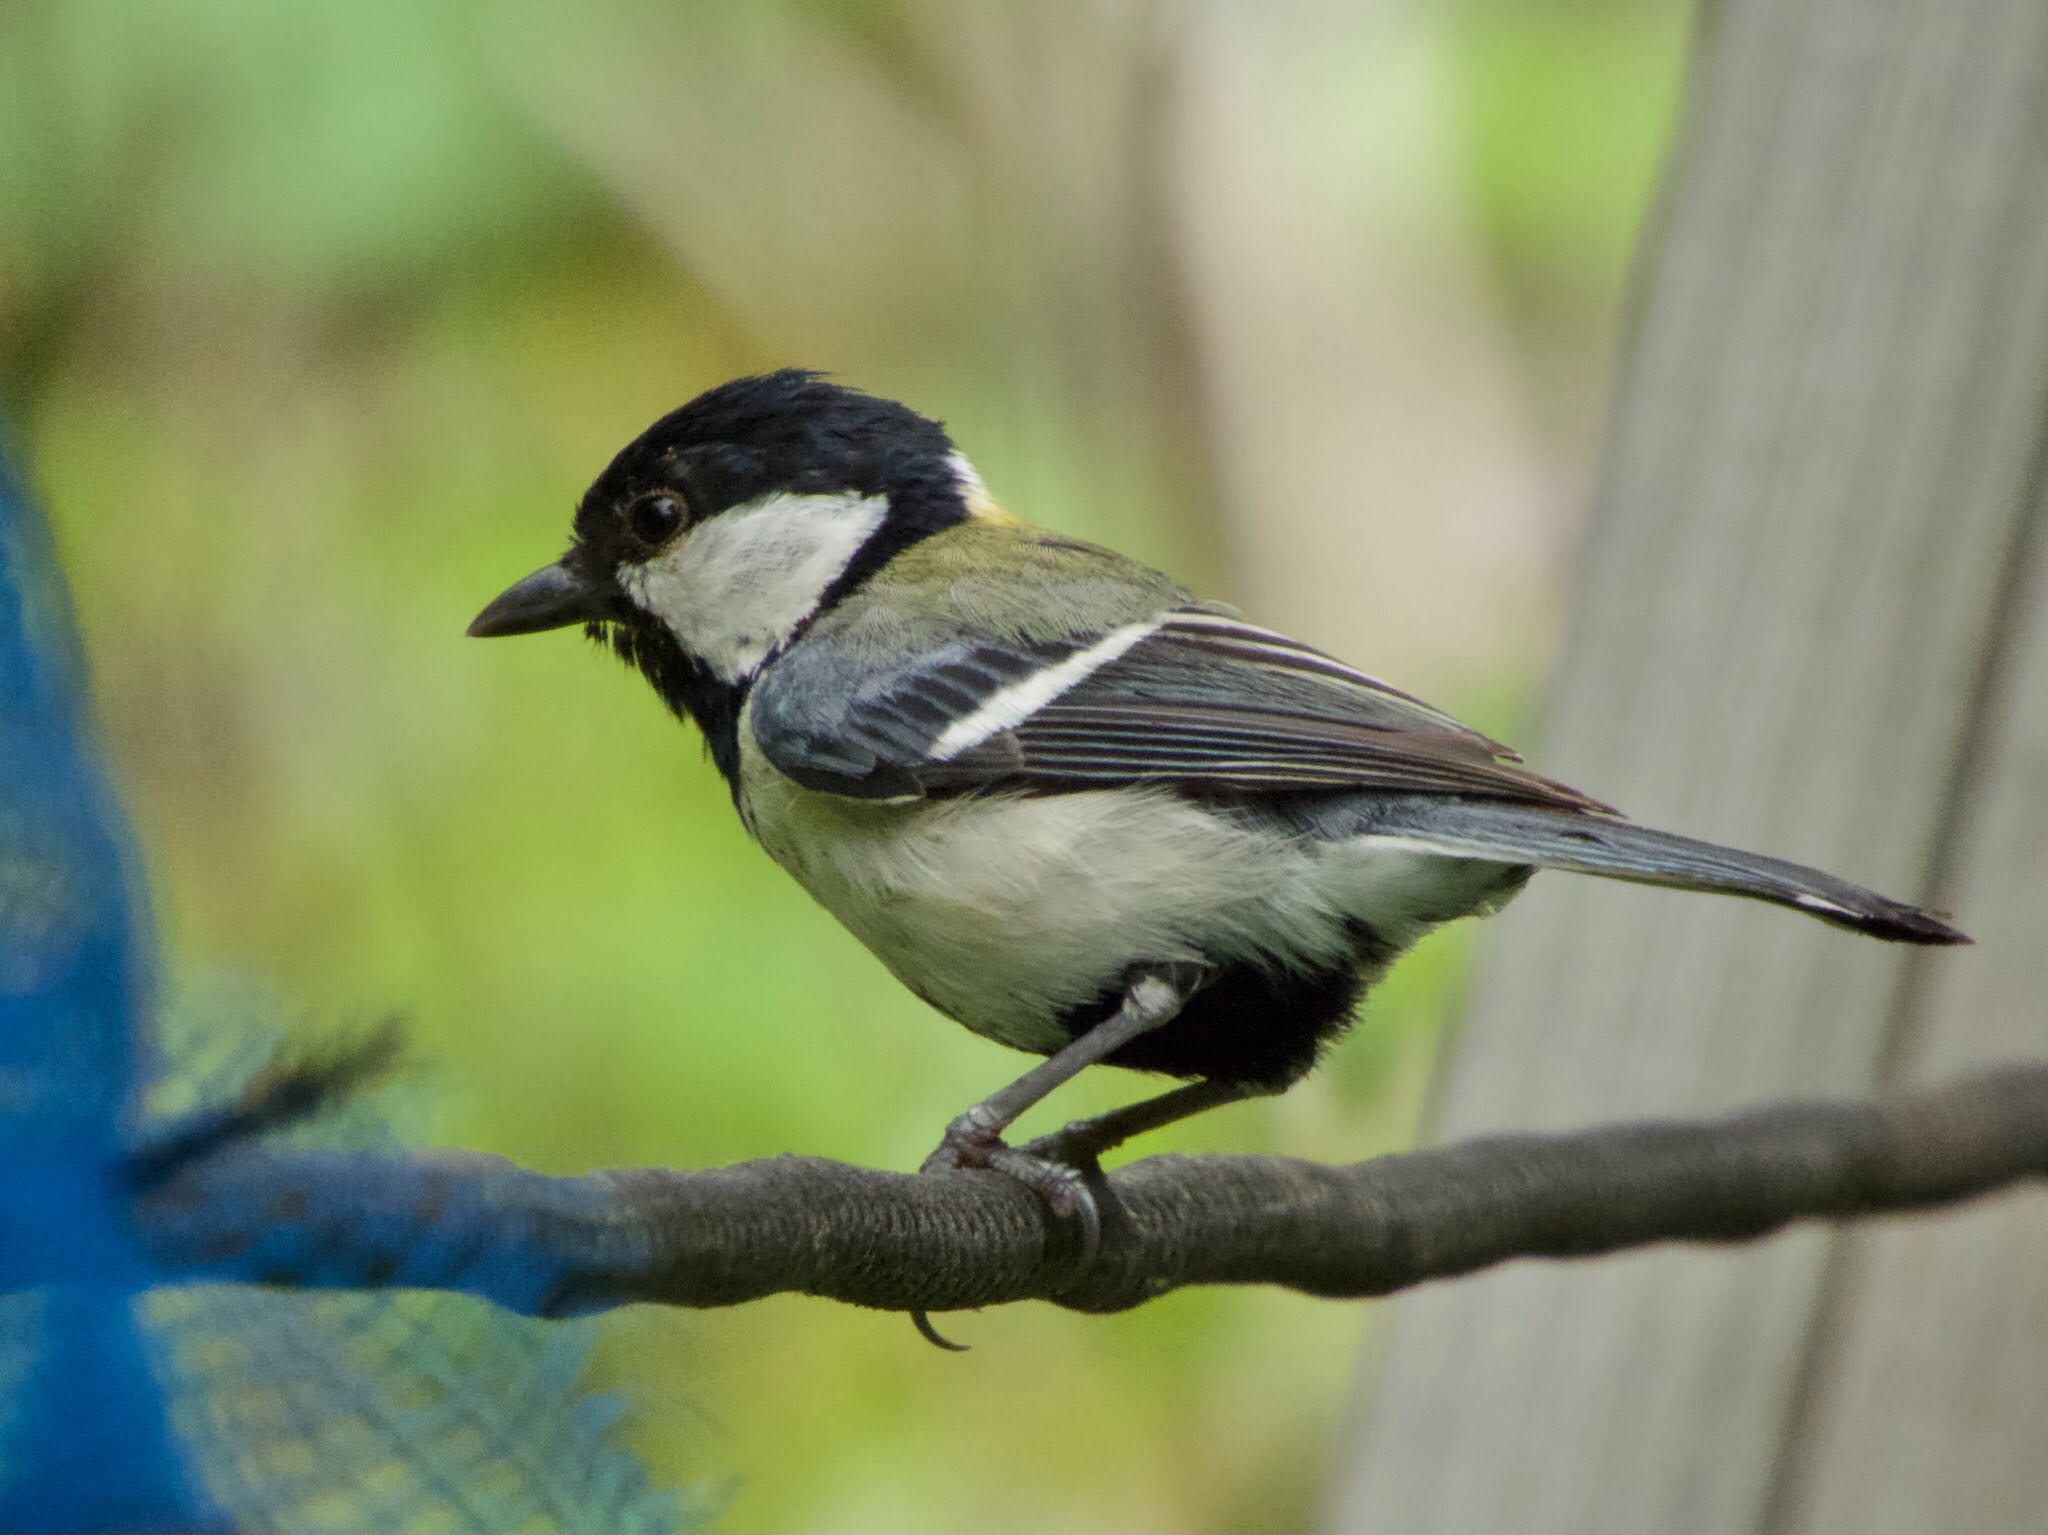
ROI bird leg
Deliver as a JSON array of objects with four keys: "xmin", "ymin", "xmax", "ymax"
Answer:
[
  {"xmin": 920, "ymin": 965, "xmax": 1200, "ymax": 1254},
  {"xmin": 1020, "ymin": 1078, "xmax": 1276, "ymax": 1168}
]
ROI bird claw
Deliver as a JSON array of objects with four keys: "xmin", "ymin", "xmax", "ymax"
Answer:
[
  {"xmin": 985, "ymin": 1145, "xmax": 1102, "ymax": 1266},
  {"xmin": 909, "ymin": 1309, "xmax": 971, "ymax": 1352},
  {"xmin": 909, "ymin": 1122, "xmax": 1103, "ymax": 1353}
]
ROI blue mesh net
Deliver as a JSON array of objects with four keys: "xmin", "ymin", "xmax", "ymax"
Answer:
[{"xmin": 0, "ymin": 443, "xmax": 696, "ymax": 1533}]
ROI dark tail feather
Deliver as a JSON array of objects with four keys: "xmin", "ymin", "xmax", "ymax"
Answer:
[{"xmin": 1367, "ymin": 800, "xmax": 1969, "ymax": 946}]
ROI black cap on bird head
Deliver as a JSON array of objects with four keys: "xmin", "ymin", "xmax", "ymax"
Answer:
[{"xmin": 466, "ymin": 370, "xmax": 975, "ymax": 643}]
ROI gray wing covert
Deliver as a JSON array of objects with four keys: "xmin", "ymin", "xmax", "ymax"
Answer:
[
  {"xmin": 750, "ymin": 607, "xmax": 1605, "ymax": 810},
  {"xmin": 749, "ymin": 627, "xmax": 1094, "ymax": 799}
]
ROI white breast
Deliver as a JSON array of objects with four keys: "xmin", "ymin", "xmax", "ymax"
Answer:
[
  {"xmin": 617, "ymin": 492, "xmax": 887, "ymax": 683},
  {"xmin": 735, "ymin": 729, "xmax": 1523, "ymax": 1053}
]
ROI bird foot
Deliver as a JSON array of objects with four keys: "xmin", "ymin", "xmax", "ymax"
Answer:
[
  {"xmin": 920, "ymin": 1110, "xmax": 1102, "ymax": 1262},
  {"xmin": 909, "ymin": 1114, "xmax": 1103, "ymax": 1352}
]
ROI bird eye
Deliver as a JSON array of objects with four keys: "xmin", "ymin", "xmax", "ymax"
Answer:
[{"xmin": 627, "ymin": 494, "xmax": 687, "ymax": 547}]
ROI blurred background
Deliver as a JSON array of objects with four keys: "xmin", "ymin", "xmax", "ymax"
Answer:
[{"xmin": 0, "ymin": 1, "xmax": 1689, "ymax": 1527}]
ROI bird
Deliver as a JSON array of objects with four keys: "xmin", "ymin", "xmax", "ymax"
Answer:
[{"xmin": 468, "ymin": 368, "xmax": 1968, "ymax": 1260}]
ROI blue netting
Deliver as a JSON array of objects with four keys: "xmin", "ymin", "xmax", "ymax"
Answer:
[
  {"xmin": 0, "ymin": 434, "xmax": 207, "ymax": 1532},
  {"xmin": 0, "ymin": 440, "xmax": 694, "ymax": 1533}
]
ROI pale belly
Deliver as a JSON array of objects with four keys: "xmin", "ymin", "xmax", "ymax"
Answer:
[{"xmin": 735, "ymin": 738, "xmax": 1515, "ymax": 1054}]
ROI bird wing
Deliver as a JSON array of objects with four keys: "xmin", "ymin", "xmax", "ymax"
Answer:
[
  {"xmin": 750, "ymin": 608, "xmax": 1606, "ymax": 808},
  {"xmin": 748, "ymin": 532, "xmax": 1604, "ymax": 811}
]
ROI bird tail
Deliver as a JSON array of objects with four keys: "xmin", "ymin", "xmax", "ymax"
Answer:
[{"xmin": 1365, "ymin": 798, "xmax": 1969, "ymax": 945}]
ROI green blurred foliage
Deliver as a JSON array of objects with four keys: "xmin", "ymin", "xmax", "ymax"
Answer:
[
  {"xmin": 0, "ymin": 1, "xmax": 1686, "ymax": 1528},
  {"xmin": 1445, "ymin": 1, "xmax": 1692, "ymax": 442}
]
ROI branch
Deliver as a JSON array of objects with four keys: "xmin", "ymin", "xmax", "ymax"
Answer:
[{"xmin": 127, "ymin": 1065, "xmax": 2048, "ymax": 1321}]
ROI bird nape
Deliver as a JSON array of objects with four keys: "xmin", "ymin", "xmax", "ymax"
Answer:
[{"xmin": 468, "ymin": 369, "xmax": 1968, "ymax": 1281}]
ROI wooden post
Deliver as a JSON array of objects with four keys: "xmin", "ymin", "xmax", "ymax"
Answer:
[{"xmin": 1328, "ymin": 3, "xmax": 2048, "ymax": 1530}]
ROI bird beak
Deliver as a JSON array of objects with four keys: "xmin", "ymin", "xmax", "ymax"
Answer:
[{"xmin": 466, "ymin": 560, "xmax": 606, "ymax": 638}]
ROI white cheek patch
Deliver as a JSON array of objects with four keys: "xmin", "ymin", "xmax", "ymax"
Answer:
[{"xmin": 617, "ymin": 491, "xmax": 888, "ymax": 682}]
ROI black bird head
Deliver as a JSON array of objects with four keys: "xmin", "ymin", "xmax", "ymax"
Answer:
[
  {"xmin": 469, "ymin": 371, "xmax": 976, "ymax": 638},
  {"xmin": 468, "ymin": 371, "xmax": 996, "ymax": 750}
]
